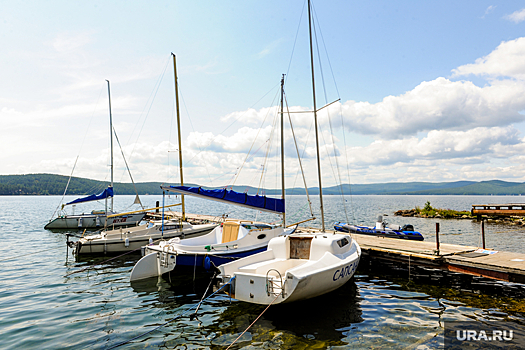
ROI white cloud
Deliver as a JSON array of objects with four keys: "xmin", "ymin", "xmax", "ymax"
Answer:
[
  {"xmin": 504, "ymin": 8, "xmax": 525, "ymax": 23},
  {"xmin": 451, "ymin": 37, "xmax": 525, "ymax": 79},
  {"xmin": 346, "ymin": 126, "xmax": 524, "ymax": 167},
  {"xmin": 337, "ymin": 78, "xmax": 525, "ymax": 139}
]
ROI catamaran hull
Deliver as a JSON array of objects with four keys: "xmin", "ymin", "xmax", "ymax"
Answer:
[
  {"xmin": 74, "ymin": 224, "xmax": 216, "ymax": 255},
  {"xmin": 45, "ymin": 213, "xmax": 145, "ymax": 230}
]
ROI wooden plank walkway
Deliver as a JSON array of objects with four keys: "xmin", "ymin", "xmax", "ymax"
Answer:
[
  {"xmin": 146, "ymin": 210, "xmax": 525, "ymax": 284},
  {"xmin": 472, "ymin": 203, "xmax": 525, "ymax": 217},
  {"xmin": 300, "ymin": 227, "xmax": 525, "ymax": 284}
]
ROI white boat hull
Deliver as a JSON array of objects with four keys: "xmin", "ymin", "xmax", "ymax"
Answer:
[
  {"xmin": 74, "ymin": 223, "xmax": 217, "ymax": 255},
  {"xmin": 130, "ymin": 221, "xmax": 294, "ymax": 281},
  {"xmin": 219, "ymin": 232, "xmax": 361, "ymax": 304},
  {"xmin": 45, "ymin": 212, "xmax": 145, "ymax": 230}
]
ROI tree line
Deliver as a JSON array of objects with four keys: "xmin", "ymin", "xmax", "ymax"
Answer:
[{"xmin": 0, "ymin": 174, "xmax": 164, "ymax": 195}]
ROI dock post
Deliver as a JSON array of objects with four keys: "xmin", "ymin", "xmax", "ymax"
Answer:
[
  {"xmin": 481, "ymin": 219, "xmax": 486, "ymax": 249},
  {"xmin": 156, "ymin": 201, "xmax": 160, "ymax": 213},
  {"xmin": 435, "ymin": 223, "xmax": 440, "ymax": 255}
]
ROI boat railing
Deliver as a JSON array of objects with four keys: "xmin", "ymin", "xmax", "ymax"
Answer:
[{"xmin": 265, "ymin": 269, "xmax": 286, "ymax": 297}]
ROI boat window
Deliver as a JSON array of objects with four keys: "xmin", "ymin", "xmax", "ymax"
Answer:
[
  {"xmin": 337, "ymin": 237, "xmax": 349, "ymax": 248},
  {"xmin": 257, "ymin": 234, "xmax": 266, "ymax": 240}
]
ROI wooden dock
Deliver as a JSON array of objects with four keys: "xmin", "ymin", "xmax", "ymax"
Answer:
[
  {"xmin": 149, "ymin": 210, "xmax": 525, "ymax": 284},
  {"xmin": 472, "ymin": 203, "xmax": 525, "ymax": 217},
  {"xmin": 351, "ymin": 234, "xmax": 525, "ymax": 283}
]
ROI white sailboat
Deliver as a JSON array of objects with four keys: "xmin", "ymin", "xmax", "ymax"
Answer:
[
  {"xmin": 129, "ymin": 54, "xmax": 299, "ymax": 282},
  {"xmin": 73, "ymin": 218, "xmax": 217, "ymax": 255},
  {"xmin": 45, "ymin": 80, "xmax": 145, "ymax": 230},
  {"xmin": 216, "ymin": 0, "xmax": 361, "ymax": 304}
]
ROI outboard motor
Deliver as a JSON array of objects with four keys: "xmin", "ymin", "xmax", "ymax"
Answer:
[{"xmin": 375, "ymin": 215, "xmax": 384, "ymax": 230}]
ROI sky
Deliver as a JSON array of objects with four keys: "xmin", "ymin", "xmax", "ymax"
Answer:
[{"xmin": 2, "ymin": 1, "xmax": 525, "ymax": 190}]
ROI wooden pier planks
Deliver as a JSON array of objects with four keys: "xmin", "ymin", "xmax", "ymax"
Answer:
[
  {"xmin": 472, "ymin": 203, "xmax": 525, "ymax": 216},
  {"xmin": 299, "ymin": 225, "xmax": 525, "ymax": 283},
  {"xmin": 350, "ymin": 232, "xmax": 525, "ymax": 283}
]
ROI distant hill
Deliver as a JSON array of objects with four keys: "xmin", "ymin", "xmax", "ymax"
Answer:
[{"xmin": 1, "ymin": 174, "xmax": 525, "ymax": 196}]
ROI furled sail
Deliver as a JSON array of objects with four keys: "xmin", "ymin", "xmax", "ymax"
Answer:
[
  {"xmin": 65, "ymin": 186, "xmax": 114, "ymax": 206},
  {"xmin": 161, "ymin": 185, "xmax": 284, "ymax": 214}
]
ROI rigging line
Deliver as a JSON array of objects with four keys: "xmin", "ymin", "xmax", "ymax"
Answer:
[
  {"xmin": 50, "ymin": 155, "xmax": 78, "ymax": 219},
  {"xmin": 107, "ymin": 276, "xmax": 236, "ymax": 350},
  {"xmin": 179, "ymin": 88, "xmax": 214, "ymax": 185},
  {"xmin": 311, "ymin": 1, "xmax": 354, "ymax": 222},
  {"xmin": 112, "ymin": 127, "xmax": 144, "ymax": 209},
  {"xmin": 285, "ymin": 93, "xmax": 314, "ymax": 216},
  {"xmin": 230, "ymin": 89, "xmax": 280, "ymax": 188},
  {"xmin": 225, "ymin": 292, "xmax": 281, "ymax": 350},
  {"xmin": 184, "ymin": 82, "xmax": 281, "ymax": 167},
  {"xmin": 257, "ymin": 110, "xmax": 279, "ymax": 194},
  {"xmin": 127, "ymin": 55, "xmax": 171, "ymax": 164},
  {"xmin": 312, "ymin": 5, "xmax": 350, "ymax": 222},
  {"xmin": 311, "ymin": 1, "xmax": 342, "ymax": 97},
  {"xmin": 340, "ymin": 101, "xmax": 356, "ymax": 223},
  {"xmin": 167, "ymin": 84, "xmax": 175, "ymax": 183},
  {"xmin": 285, "ymin": 0, "xmax": 307, "ymax": 81},
  {"xmin": 50, "ymin": 84, "xmax": 106, "ymax": 218}
]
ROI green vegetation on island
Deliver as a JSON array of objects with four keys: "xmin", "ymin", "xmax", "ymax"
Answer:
[{"xmin": 395, "ymin": 201, "xmax": 473, "ymax": 219}]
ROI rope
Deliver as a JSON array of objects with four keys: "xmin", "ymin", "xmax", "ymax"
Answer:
[
  {"xmin": 106, "ymin": 276, "xmax": 236, "ymax": 349},
  {"xmin": 225, "ymin": 292, "xmax": 281, "ymax": 350}
]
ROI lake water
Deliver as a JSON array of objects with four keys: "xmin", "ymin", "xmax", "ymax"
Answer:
[{"xmin": 1, "ymin": 194, "xmax": 524, "ymax": 349}]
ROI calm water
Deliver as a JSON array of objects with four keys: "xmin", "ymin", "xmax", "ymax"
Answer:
[{"xmin": 1, "ymin": 194, "xmax": 524, "ymax": 349}]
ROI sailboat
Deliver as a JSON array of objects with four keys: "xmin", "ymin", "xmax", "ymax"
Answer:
[
  {"xmin": 72, "ymin": 60, "xmax": 219, "ymax": 255},
  {"xmin": 129, "ymin": 57, "xmax": 298, "ymax": 282},
  {"xmin": 44, "ymin": 81, "xmax": 145, "ymax": 230},
  {"xmin": 216, "ymin": 0, "xmax": 361, "ymax": 304}
]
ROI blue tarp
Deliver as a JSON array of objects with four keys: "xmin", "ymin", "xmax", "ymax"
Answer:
[
  {"xmin": 66, "ymin": 186, "xmax": 114, "ymax": 206},
  {"xmin": 161, "ymin": 185, "xmax": 285, "ymax": 214}
]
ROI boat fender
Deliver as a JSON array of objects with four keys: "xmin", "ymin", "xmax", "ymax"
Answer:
[
  {"xmin": 149, "ymin": 237, "xmax": 153, "ymax": 245},
  {"xmin": 125, "ymin": 237, "xmax": 130, "ymax": 247},
  {"xmin": 204, "ymin": 256, "xmax": 212, "ymax": 270}
]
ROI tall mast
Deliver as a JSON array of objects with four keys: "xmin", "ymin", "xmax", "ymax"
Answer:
[
  {"xmin": 172, "ymin": 53, "xmax": 186, "ymax": 221},
  {"xmin": 308, "ymin": 0, "xmax": 325, "ymax": 231},
  {"xmin": 106, "ymin": 79, "xmax": 114, "ymax": 212},
  {"xmin": 280, "ymin": 74, "xmax": 286, "ymax": 227}
]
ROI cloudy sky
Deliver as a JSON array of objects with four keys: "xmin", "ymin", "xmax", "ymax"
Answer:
[{"xmin": 2, "ymin": 1, "xmax": 525, "ymax": 190}]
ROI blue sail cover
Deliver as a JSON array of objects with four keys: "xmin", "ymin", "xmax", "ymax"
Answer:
[
  {"xmin": 161, "ymin": 185, "xmax": 285, "ymax": 214},
  {"xmin": 66, "ymin": 186, "xmax": 114, "ymax": 206}
]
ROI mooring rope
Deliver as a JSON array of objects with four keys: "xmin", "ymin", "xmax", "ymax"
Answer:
[
  {"xmin": 225, "ymin": 292, "xmax": 281, "ymax": 350},
  {"xmin": 106, "ymin": 276, "xmax": 236, "ymax": 349}
]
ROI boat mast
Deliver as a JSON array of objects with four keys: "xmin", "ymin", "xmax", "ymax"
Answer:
[
  {"xmin": 307, "ymin": 0, "xmax": 325, "ymax": 231},
  {"xmin": 172, "ymin": 53, "xmax": 186, "ymax": 221},
  {"xmin": 280, "ymin": 74, "xmax": 286, "ymax": 227},
  {"xmin": 106, "ymin": 79, "xmax": 114, "ymax": 213}
]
